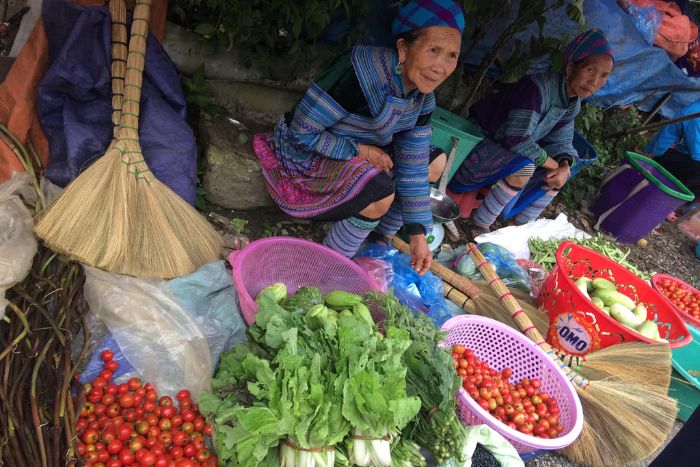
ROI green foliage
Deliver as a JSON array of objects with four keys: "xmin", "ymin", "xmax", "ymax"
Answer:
[
  {"xmin": 181, "ymin": 64, "xmax": 226, "ymax": 119},
  {"xmin": 559, "ymin": 104, "xmax": 652, "ymax": 207},
  {"xmin": 454, "ymin": 0, "xmax": 584, "ymax": 111},
  {"xmin": 168, "ymin": 0, "xmax": 371, "ymax": 75}
]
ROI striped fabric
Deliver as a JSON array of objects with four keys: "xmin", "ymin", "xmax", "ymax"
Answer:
[
  {"xmin": 563, "ymin": 29, "xmax": 614, "ymax": 68},
  {"xmin": 324, "ymin": 216, "xmax": 380, "ymax": 257},
  {"xmin": 392, "ymin": 0, "xmax": 465, "ymax": 36},
  {"xmin": 255, "ymin": 45, "xmax": 435, "ymax": 232},
  {"xmin": 459, "ymin": 71, "xmax": 580, "ymax": 188}
]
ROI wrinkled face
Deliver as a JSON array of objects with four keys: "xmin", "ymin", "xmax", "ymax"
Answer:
[
  {"xmin": 565, "ymin": 54, "xmax": 614, "ymax": 98},
  {"xmin": 396, "ymin": 26, "xmax": 461, "ymax": 94}
]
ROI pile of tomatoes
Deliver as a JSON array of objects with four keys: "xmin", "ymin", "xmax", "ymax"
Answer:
[
  {"xmin": 76, "ymin": 349, "xmax": 217, "ymax": 467},
  {"xmin": 656, "ymin": 278, "xmax": 700, "ymax": 320},
  {"xmin": 451, "ymin": 344, "xmax": 564, "ymax": 439}
]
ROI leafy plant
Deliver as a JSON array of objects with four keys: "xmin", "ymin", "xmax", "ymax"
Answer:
[
  {"xmin": 559, "ymin": 104, "xmax": 652, "ymax": 207},
  {"xmin": 181, "ymin": 64, "xmax": 226, "ymax": 120},
  {"xmin": 168, "ymin": 0, "xmax": 372, "ymax": 76}
]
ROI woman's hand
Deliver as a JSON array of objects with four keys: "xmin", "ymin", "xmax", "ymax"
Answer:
[
  {"xmin": 409, "ymin": 233, "xmax": 432, "ymax": 275},
  {"xmin": 358, "ymin": 143, "xmax": 393, "ymax": 173},
  {"xmin": 544, "ymin": 161, "xmax": 571, "ymax": 190},
  {"xmin": 541, "ymin": 156, "xmax": 559, "ymax": 170}
]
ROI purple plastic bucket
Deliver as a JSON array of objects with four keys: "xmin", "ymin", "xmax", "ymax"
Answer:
[{"xmin": 591, "ymin": 152, "xmax": 695, "ymax": 243}]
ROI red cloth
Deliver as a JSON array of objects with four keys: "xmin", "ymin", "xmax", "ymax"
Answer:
[{"xmin": 630, "ymin": 0, "xmax": 698, "ymax": 60}]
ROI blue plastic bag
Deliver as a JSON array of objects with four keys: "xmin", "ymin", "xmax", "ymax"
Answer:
[{"xmin": 356, "ymin": 244, "xmax": 452, "ymax": 327}]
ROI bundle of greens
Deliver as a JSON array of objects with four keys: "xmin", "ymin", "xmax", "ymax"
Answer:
[
  {"xmin": 528, "ymin": 235, "xmax": 651, "ymax": 279},
  {"xmin": 366, "ymin": 292, "xmax": 467, "ymax": 465},
  {"xmin": 200, "ymin": 286, "xmax": 422, "ymax": 467}
]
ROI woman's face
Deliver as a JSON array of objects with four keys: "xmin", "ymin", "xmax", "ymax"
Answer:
[
  {"xmin": 396, "ymin": 26, "xmax": 461, "ymax": 94},
  {"xmin": 566, "ymin": 54, "xmax": 613, "ymax": 99}
]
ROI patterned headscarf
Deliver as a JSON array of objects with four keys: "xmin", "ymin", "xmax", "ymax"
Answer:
[
  {"xmin": 563, "ymin": 29, "xmax": 614, "ymax": 69},
  {"xmin": 391, "ymin": 0, "xmax": 465, "ymax": 36}
]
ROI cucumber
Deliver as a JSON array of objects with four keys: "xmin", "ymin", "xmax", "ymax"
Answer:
[
  {"xmin": 591, "ymin": 297, "xmax": 605, "ymax": 308},
  {"xmin": 592, "ymin": 278, "xmax": 617, "ymax": 291},
  {"xmin": 610, "ymin": 303, "xmax": 644, "ymax": 328},
  {"xmin": 636, "ymin": 320, "xmax": 659, "ymax": 339},
  {"xmin": 325, "ymin": 290, "xmax": 363, "ymax": 309},
  {"xmin": 592, "ymin": 288, "xmax": 637, "ymax": 310},
  {"xmin": 575, "ymin": 277, "xmax": 594, "ymax": 293},
  {"xmin": 632, "ymin": 304, "xmax": 647, "ymax": 322}
]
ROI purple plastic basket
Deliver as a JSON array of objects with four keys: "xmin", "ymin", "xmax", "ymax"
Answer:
[
  {"xmin": 229, "ymin": 237, "xmax": 381, "ymax": 325},
  {"xmin": 441, "ymin": 315, "xmax": 583, "ymax": 454},
  {"xmin": 592, "ymin": 152, "xmax": 694, "ymax": 243}
]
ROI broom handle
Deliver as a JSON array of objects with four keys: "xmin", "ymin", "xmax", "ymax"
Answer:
[
  {"xmin": 391, "ymin": 237, "xmax": 481, "ymax": 299},
  {"xmin": 117, "ymin": 0, "xmax": 151, "ymax": 139},
  {"xmin": 109, "ymin": 0, "xmax": 127, "ymax": 138},
  {"xmin": 466, "ymin": 243, "xmax": 590, "ymax": 388}
]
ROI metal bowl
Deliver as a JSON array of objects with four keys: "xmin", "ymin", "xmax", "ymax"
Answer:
[{"xmin": 430, "ymin": 188, "xmax": 459, "ymax": 223}]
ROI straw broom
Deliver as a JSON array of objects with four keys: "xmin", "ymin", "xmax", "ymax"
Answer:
[
  {"xmin": 465, "ymin": 243, "xmax": 677, "ymax": 466},
  {"xmin": 390, "ymin": 238, "xmax": 672, "ymax": 392},
  {"xmin": 34, "ymin": 0, "xmax": 222, "ymax": 279},
  {"xmin": 464, "ymin": 280, "xmax": 672, "ymax": 391},
  {"xmin": 109, "ymin": 0, "xmax": 127, "ymax": 138}
]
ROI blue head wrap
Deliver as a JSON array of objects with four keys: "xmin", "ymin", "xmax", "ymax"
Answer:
[{"xmin": 391, "ymin": 0, "xmax": 465, "ymax": 36}]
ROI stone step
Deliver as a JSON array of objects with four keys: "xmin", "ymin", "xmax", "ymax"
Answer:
[{"xmin": 199, "ymin": 112, "xmax": 277, "ymax": 211}]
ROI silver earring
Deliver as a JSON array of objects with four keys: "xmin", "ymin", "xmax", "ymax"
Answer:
[{"xmin": 395, "ymin": 62, "xmax": 403, "ymax": 75}]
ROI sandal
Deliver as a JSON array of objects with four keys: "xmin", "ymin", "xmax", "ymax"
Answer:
[{"xmin": 463, "ymin": 218, "xmax": 490, "ymax": 241}]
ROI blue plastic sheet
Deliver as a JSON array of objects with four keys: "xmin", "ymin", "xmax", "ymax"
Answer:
[
  {"xmin": 37, "ymin": 0, "xmax": 198, "ymax": 205},
  {"xmin": 356, "ymin": 244, "xmax": 452, "ymax": 327},
  {"xmin": 458, "ymin": 0, "xmax": 700, "ymax": 118}
]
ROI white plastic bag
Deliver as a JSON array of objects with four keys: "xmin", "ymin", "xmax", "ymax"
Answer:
[
  {"xmin": 83, "ymin": 266, "xmax": 213, "ymax": 397},
  {"xmin": 0, "ymin": 172, "xmax": 38, "ymax": 316},
  {"xmin": 475, "ymin": 213, "xmax": 589, "ymax": 260}
]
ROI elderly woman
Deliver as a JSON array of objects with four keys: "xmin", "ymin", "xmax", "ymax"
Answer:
[
  {"xmin": 253, "ymin": 0, "xmax": 464, "ymax": 274},
  {"xmin": 446, "ymin": 29, "xmax": 614, "ymax": 237}
]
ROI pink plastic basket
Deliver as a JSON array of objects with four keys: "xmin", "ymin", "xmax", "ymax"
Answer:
[
  {"xmin": 441, "ymin": 315, "xmax": 583, "ymax": 454},
  {"xmin": 229, "ymin": 237, "xmax": 381, "ymax": 325}
]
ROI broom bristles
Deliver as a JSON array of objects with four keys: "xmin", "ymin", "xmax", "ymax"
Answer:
[
  {"xmin": 564, "ymin": 380, "xmax": 677, "ymax": 466},
  {"xmin": 34, "ymin": 0, "xmax": 222, "ymax": 278},
  {"xmin": 577, "ymin": 342, "xmax": 672, "ymax": 392}
]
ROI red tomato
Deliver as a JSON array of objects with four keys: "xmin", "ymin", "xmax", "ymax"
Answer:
[
  {"xmin": 127, "ymin": 377, "xmax": 142, "ymax": 391},
  {"xmin": 117, "ymin": 423, "xmax": 132, "ymax": 441},
  {"xmin": 172, "ymin": 430, "xmax": 189, "ymax": 447},
  {"xmin": 100, "ymin": 350, "xmax": 114, "ymax": 362},
  {"xmin": 170, "ymin": 446, "xmax": 184, "ymax": 458},
  {"xmin": 176, "ymin": 390, "xmax": 191, "ymax": 401},
  {"xmin": 183, "ymin": 443, "xmax": 196, "ymax": 458},
  {"xmin": 81, "ymin": 429, "xmax": 99, "ymax": 445},
  {"xmin": 193, "ymin": 417, "xmax": 205, "ymax": 432},
  {"xmin": 136, "ymin": 421, "xmax": 150, "ymax": 436},
  {"xmin": 452, "ymin": 344, "xmax": 466, "ymax": 355},
  {"xmin": 154, "ymin": 456, "xmax": 170, "ymax": 467},
  {"xmin": 181, "ymin": 410, "xmax": 195, "ymax": 423},
  {"xmin": 140, "ymin": 450, "xmax": 157, "ymax": 466},
  {"xmin": 119, "ymin": 393, "xmax": 135, "ymax": 409},
  {"xmin": 147, "ymin": 426, "xmax": 161, "ymax": 439},
  {"xmin": 159, "ymin": 418, "xmax": 172, "ymax": 432},
  {"xmin": 107, "ymin": 439, "xmax": 123, "ymax": 455},
  {"xmin": 104, "ymin": 360, "xmax": 119, "ymax": 372},
  {"xmin": 83, "ymin": 450, "xmax": 100, "ymax": 464},
  {"xmin": 171, "ymin": 415, "xmax": 183, "ymax": 428},
  {"xmin": 119, "ymin": 448, "xmax": 136, "ymax": 465},
  {"xmin": 96, "ymin": 447, "xmax": 110, "ymax": 463},
  {"xmin": 158, "ymin": 396, "xmax": 174, "ymax": 407},
  {"xmin": 197, "ymin": 449, "xmax": 211, "ymax": 462},
  {"xmin": 160, "ymin": 405, "xmax": 176, "ymax": 419},
  {"xmin": 129, "ymin": 437, "xmax": 144, "ymax": 452}
]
